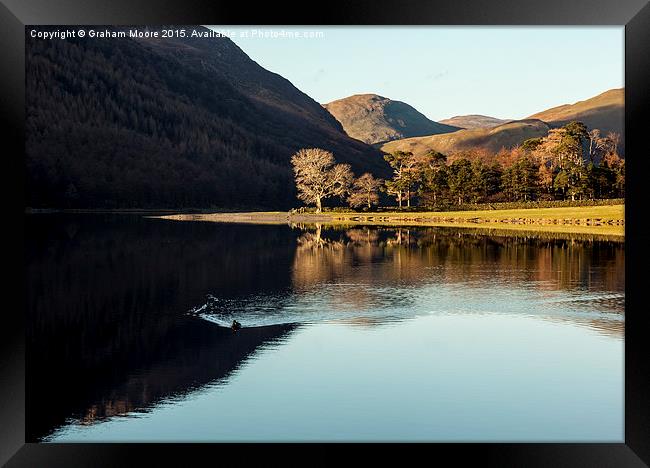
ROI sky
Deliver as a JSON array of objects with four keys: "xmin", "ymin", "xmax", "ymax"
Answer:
[{"xmin": 208, "ymin": 26, "xmax": 624, "ymax": 122}]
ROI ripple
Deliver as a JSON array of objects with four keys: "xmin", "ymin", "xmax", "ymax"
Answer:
[{"xmin": 189, "ymin": 281, "xmax": 624, "ymax": 334}]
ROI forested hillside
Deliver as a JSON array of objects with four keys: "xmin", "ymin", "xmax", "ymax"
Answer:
[{"xmin": 26, "ymin": 26, "xmax": 388, "ymax": 209}]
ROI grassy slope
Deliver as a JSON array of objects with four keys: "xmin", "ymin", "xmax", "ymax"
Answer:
[
  {"xmin": 528, "ymin": 88, "xmax": 623, "ymax": 122},
  {"xmin": 380, "ymin": 119, "xmax": 550, "ymax": 157},
  {"xmin": 323, "ymin": 94, "xmax": 458, "ymax": 144},
  {"xmin": 438, "ymin": 114, "xmax": 511, "ymax": 129},
  {"xmin": 380, "ymin": 88, "xmax": 624, "ymax": 158},
  {"xmin": 527, "ymin": 88, "xmax": 624, "ymax": 153}
]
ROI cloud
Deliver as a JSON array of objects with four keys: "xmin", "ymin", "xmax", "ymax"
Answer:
[
  {"xmin": 312, "ymin": 67, "xmax": 326, "ymax": 83},
  {"xmin": 425, "ymin": 70, "xmax": 449, "ymax": 81}
]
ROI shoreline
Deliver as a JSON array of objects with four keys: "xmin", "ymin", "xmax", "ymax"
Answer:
[
  {"xmin": 24, "ymin": 205, "xmax": 625, "ymax": 238},
  {"xmin": 152, "ymin": 205, "xmax": 625, "ymax": 238}
]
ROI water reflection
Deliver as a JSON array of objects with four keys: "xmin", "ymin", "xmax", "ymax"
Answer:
[
  {"xmin": 58, "ymin": 320, "xmax": 295, "ymax": 429},
  {"xmin": 26, "ymin": 215, "xmax": 624, "ymax": 441},
  {"xmin": 292, "ymin": 225, "xmax": 624, "ymax": 292},
  {"xmin": 198, "ymin": 224, "xmax": 624, "ymax": 332},
  {"xmin": 26, "ymin": 215, "xmax": 298, "ymax": 441}
]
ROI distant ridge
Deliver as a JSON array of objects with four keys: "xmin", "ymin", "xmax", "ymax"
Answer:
[
  {"xmin": 381, "ymin": 88, "xmax": 624, "ymax": 158},
  {"xmin": 380, "ymin": 119, "xmax": 551, "ymax": 157},
  {"xmin": 438, "ymin": 114, "xmax": 512, "ymax": 130},
  {"xmin": 528, "ymin": 88, "xmax": 624, "ymax": 152},
  {"xmin": 323, "ymin": 94, "xmax": 460, "ymax": 145}
]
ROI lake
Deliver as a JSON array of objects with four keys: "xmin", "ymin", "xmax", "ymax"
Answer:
[{"xmin": 25, "ymin": 214, "xmax": 624, "ymax": 442}]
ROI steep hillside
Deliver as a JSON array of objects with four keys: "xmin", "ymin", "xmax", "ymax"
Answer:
[
  {"xmin": 323, "ymin": 94, "xmax": 459, "ymax": 145},
  {"xmin": 26, "ymin": 26, "xmax": 388, "ymax": 209},
  {"xmin": 528, "ymin": 88, "xmax": 624, "ymax": 152},
  {"xmin": 438, "ymin": 114, "xmax": 511, "ymax": 129},
  {"xmin": 381, "ymin": 119, "xmax": 551, "ymax": 157}
]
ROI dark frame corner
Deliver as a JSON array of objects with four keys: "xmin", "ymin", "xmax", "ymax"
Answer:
[{"xmin": 3, "ymin": 0, "xmax": 649, "ymax": 466}]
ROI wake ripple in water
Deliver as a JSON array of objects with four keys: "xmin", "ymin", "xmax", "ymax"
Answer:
[
  {"xmin": 188, "ymin": 286, "xmax": 418, "ymax": 328},
  {"xmin": 188, "ymin": 283, "xmax": 624, "ymax": 330}
]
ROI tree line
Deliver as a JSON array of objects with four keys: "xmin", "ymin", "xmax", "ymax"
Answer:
[{"xmin": 291, "ymin": 121, "xmax": 624, "ymax": 211}]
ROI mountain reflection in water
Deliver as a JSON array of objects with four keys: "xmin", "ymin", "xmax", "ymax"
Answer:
[{"xmin": 26, "ymin": 215, "xmax": 624, "ymax": 441}]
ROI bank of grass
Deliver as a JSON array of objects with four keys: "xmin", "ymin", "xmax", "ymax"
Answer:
[
  {"xmin": 346, "ymin": 204, "xmax": 624, "ymax": 221},
  {"xmin": 324, "ymin": 204, "xmax": 624, "ymax": 236},
  {"xmin": 439, "ymin": 198, "xmax": 624, "ymax": 211},
  {"xmin": 331, "ymin": 219, "xmax": 624, "ymax": 237},
  {"xmin": 155, "ymin": 204, "xmax": 624, "ymax": 237}
]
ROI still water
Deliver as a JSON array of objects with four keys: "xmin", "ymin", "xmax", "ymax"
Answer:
[{"xmin": 26, "ymin": 215, "xmax": 624, "ymax": 442}]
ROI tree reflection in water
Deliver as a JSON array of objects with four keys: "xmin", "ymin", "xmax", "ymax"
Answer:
[{"xmin": 26, "ymin": 215, "xmax": 623, "ymax": 441}]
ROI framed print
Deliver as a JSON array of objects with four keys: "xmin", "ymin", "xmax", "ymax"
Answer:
[{"xmin": 2, "ymin": 0, "xmax": 649, "ymax": 465}]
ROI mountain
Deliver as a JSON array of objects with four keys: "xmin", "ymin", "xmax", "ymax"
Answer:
[
  {"xmin": 528, "ymin": 88, "xmax": 623, "ymax": 131},
  {"xmin": 381, "ymin": 88, "xmax": 624, "ymax": 158},
  {"xmin": 26, "ymin": 26, "xmax": 389, "ymax": 209},
  {"xmin": 323, "ymin": 94, "xmax": 460, "ymax": 145},
  {"xmin": 438, "ymin": 115, "xmax": 512, "ymax": 129},
  {"xmin": 527, "ymin": 88, "xmax": 624, "ymax": 151},
  {"xmin": 380, "ymin": 119, "xmax": 551, "ymax": 157}
]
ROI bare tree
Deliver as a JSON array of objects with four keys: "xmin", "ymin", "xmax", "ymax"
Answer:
[
  {"xmin": 291, "ymin": 148, "xmax": 353, "ymax": 213},
  {"xmin": 588, "ymin": 129, "xmax": 601, "ymax": 162},
  {"xmin": 606, "ymin": 132, "xmax": 621, "ymax": 155},
  {"xmin": 588, "ymin": 128, "xmax": 615, "ymax": 163},
  {"xmin": 348, "ymin": 173, "xmax": 383, "ymax": 209}
]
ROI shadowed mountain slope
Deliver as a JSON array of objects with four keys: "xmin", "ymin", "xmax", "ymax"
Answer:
[{"xmin": 26, "ymin": 26, "xmax": 389, "ymax": 209}]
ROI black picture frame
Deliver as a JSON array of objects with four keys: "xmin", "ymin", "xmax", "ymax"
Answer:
[{"xmin": 3, "ymin": 0, "xmax": 649, "ymax": 465}]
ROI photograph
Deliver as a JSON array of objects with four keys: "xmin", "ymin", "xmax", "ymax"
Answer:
[
  {"xmin": 2, "ymin": 0, "xmax": 648, "ymax": 463},
  {"xmin": 22, "ymin": 24, "xmax": 629, "ymax": 444}
]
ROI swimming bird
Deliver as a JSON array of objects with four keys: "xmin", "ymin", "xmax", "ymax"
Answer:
[{"xmin": 231, "ymin": 320, "xmax": 242, "ymax": 331}]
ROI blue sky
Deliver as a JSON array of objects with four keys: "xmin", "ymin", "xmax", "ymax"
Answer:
[{"xmin": 208, "ymin": 26, "xmax": 624, "ymax": 121}]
